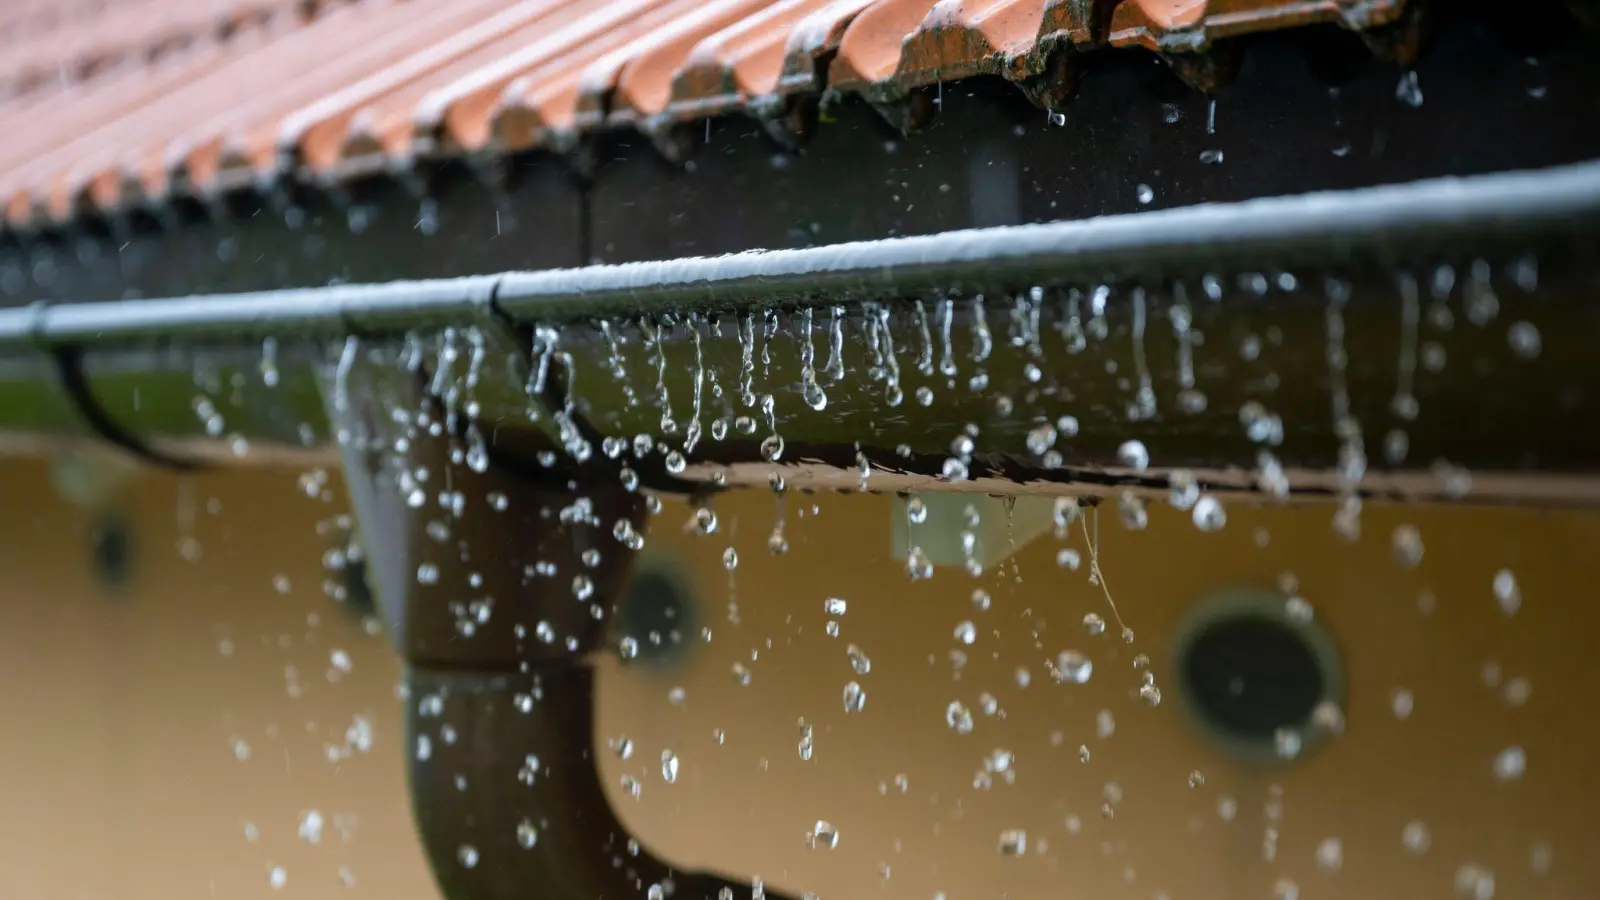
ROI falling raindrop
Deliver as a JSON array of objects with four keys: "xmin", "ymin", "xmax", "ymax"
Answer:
[
  {"xmin": 661, "ymin": 750, "xmax": 680, "ymax": 783},
  {"xmin": 457, "ymin": 846, "xmax": 479, "ymax": 869},
  {"xmin": 809, "ymin": 820, "xmax": 840, "ymax": 850},
  {"xmin": 825, "ymin": 598, "xmax": 848, "ymax": 616},
  {"xmin": 953, "ymin": 621, "xmax": 977, "ymax": 645},
  {"xmin": 998, "ymin": 829, "xmax": 1028, "ymax": 856},
  {"xmin": 1493, "ymin": 746, "xmax": 1526, "ymax": 781},
  {"xmin": 1493, "ymin": 569, "xmax": 1521, "ymax": 616},
  {"xmin": 1054, "ymin": 651, "xmax": 1093, "ymax": 685},
  {"xmin": 1082, "ymin": 613, "xmax": 1105, "ymax": 635},
  {"xmin": 1392, "ymin": 524, "xmax": 1424, "ymax": 568},
  {"xmin": 847, "ymin": 644, "xmax": 871, "ymax": 674},
  {"xmin": 946, "ymin": 701, "xmax": 975, "ymax": 735},
  {"xmin": 1402, "ymin": 820, "xmax": 1431, "ymax": 854},
  {"xmin": 843, "ymin": 681, "xmax": 866, "ymax": 713}
]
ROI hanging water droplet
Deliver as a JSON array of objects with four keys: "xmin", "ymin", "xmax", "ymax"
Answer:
[
  {"xmin": 1118, "ymin": 492, "xmax": 1148, "ymax": 530},
  {"xmin": 1116, "ymin": 440, "xmax": 1150, "ymax": 470},
  {"xmin": 1139, "ymin": 684, "xmax": 1162, "ymax": 706},
  {"xmin": 693, "ymin": 507, "xmax": 719, "ymax": 535},
  {"xmin": 760, "ymin": 434, "xmax": 784, "ymax": 461},
  {"xmin": 1191, "ymin": 495, "xmax": 1226, "ymax": 531},
  {"xmin": 723, "ymin": 548, "xmax": 739, "ymax": 570},
  {"xmin": 665, "ymin": 451, "xmax": 687, "ymax": 474},
  {"xmin": 619, "ymin": 637, "xmax": 639, "ymax": 660},
  {"xmin": 907, "ymin": 497, "xmax": 927, "ymax": 524}
]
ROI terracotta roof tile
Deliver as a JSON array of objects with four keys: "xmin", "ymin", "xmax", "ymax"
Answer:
[
  {"xmin": 0, "ymin": 0, "xmax": 1417, "ymax": 230},
  {"xmin": 1108, "ymin": 0, "xmax": 1406, "ymax": 51}
]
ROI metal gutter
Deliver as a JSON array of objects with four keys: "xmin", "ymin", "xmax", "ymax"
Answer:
[{"xmin": 1, "ymin": 159, "xmax": 1596, "ymax": 348}]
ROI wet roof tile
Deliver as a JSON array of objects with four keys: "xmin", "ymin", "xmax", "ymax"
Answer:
[{"xmin": 0, "ymin": 0, "xmax": 1413, "ymax": 230}]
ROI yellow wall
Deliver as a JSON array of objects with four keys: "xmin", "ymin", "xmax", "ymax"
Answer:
[{"xmin": 0, "ymin": 458, "xmax": 1595, "ymax": 899}]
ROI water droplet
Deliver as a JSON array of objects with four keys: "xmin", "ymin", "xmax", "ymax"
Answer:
[
  {"xmin": 1274, "ymin": 728, "xmax": 1303, "ymax": 759},
  {"xmin": 1188, "ymin": 770, "xmax": 1205, "ymax": 788},
  {"xmin": 1391, "ymin": 688, "xmax": 1414, "ymax": 720},
  {"xmin": 1273, "ymin": 878, "xmax": 1300, "ymax": 900},
  {"xmin": 731, "ymin": 662, "xmax": 751, "ymax": 685},
  {"xmin": 1316, "ymin": 837, "xmax": 1344, "ymax": 871},
  {"xmin": 619, "ymin": 637, "xmax": 639, "ymax": 660},
  {"xmin": 971, "ymin": 588, "xmax": 991, "ymax": 611},
  {"xmin": 1508, "ymin": 322, "xmax": 1542, "ymax": 358},
  {"xmin": 1191, "ymin": 495, "xmax": 1226, "ymax": 531},
  {"xmin": 1199, "ymin": 148, "xmax": 1225, "ymax": 165},
  {"xmin": 998, "ymin": 829, "xmax": 1028, "ymax": 856},
  {"xmin": 665, "ymin": 451, "xmax": 687, "ymax": 474},
  {"xmin": 953, "ymin": 621, "xmax": 977, "ymax": 645},
  {"xmin": 843, "ymin": 681, "xmax": 866, "ymax": 713},
  {"xmin": 1493, "ymin": 745, "xmax": 1526, "ymax": 781},
  {"xmin": 1116, "ymin": 439, "xmax": 1150, "ymax": 470},
  {"xmin": 809, "ymin": 820, "xmax": 840, "ymax": 849},
  {"xmin": 661, "ymin": 749, "xmax": 680, "ymax": 783},
  {"xmin": 416, "ymin": 563, "xmax": 440, "ymax": 585},
  {"xmin": 1285, "ymin": 595, "xmax": 1314, "ymax": 623},
  {"xmin": 759, "ymin": 434, "xmax": 784, "ymax": 461},
  {"xmin": 1392, "ymin": 524, "xmax": 1425, "ymax": 568},
  {"xmin": 906, "ymin": 497, "xmax": 927, "ymax": 524},
  {"xmin": 1493, "ymin": 568, "xmax": 1521, "ymax": 616},
  {"xmin": 1139, "ymin": 684, "xmax": 1162, "ymax": 706},
  {"xmin": 269, "ymin": 866, "xmax": 287, "ymax": 889},
  {"xmin": 1454, "ymin": 863, "xmax": 1496, "ymax": 900},
  {"xmin": 946, "ymin": 700, "xmax": 974, "ymax": 734},
  {"xmin": 693, "ymin": 507, "xmax": 719, "ymax": 535},
  {"xmin": 516, "ymin": 819, "xmax": 538, "ymax": 849},
  {"xmin": 1026, "ymin": 423, "xmax": 1057, "ymax": 455},
  {"xmin": 1082, "ymin": 613, "xmax": 1105, "ymax": 635},
  {"xmin": 1097, "ymin": 709, "xmax": 1116, "ymax": 739},
  {"xmin": 1057, "ymin": 548, "xmax": 1081, "ymax": 570},
  {"xmin": 1402, "ymin": 819, "xmax": 1431, "ymax": 854},
  {"xmin": 1054, "ymin": 651, "xmax": 1093, "ymax": 684},
  {"xmin": 1118, "ymin": 492, "xmax": 1148, "ymax": 530},
  {"xmin": 1136, "ymin": 183, "xmax": 1154, "ymax": 204},
  {"xmin": 825, "ymin": 597, "xmax": 848, "ymax": 616},
  {"xmin": 1396, "ymin": 70, "xmax": 1424, "ymax": 108},
  {"xmin": 847, "ymin": 644, "xmax": 871, "ymax": 674},
  {"xmin": 723, "ymin": 547, "xmax": 739, "ymax": 570},
  {"xmin": 457, "ymin": 845, "xmax": 479, "ymax": 868}
]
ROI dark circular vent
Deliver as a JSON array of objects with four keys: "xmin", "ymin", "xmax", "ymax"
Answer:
[
  {"xmin": 616, "ymin": 566, "xmax": 694, "ymax": 668},
  {"xmin": 1174, "ymin": 589, "xmax": 1344, "ymax": 762}
]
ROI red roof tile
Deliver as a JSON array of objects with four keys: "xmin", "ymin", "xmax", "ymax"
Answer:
[{"xmin": 0, "ymin": 0, "xmax": 1415, "ymax": 230}]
